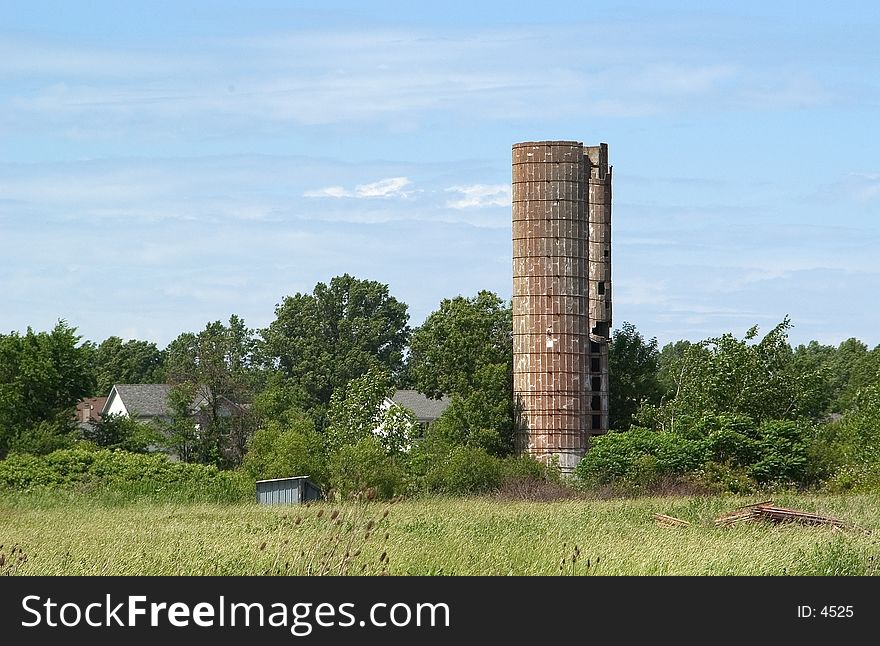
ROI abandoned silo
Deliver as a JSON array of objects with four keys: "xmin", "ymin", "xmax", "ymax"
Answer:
[{"xmin": 512, "ymin": 141, "xmax": 612, "ymax": 473}]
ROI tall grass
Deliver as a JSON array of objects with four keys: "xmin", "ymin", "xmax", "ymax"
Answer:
[{"xmin": 2, "ymin": 493, "xmax": 879, "ymax": 575}]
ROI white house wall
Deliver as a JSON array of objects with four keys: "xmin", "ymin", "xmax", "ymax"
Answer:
[{"xmin": 103, "ymin": 389, "xmax": 129, "ymax": 417}]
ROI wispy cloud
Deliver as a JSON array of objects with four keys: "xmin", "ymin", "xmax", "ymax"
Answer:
[
  {"xmin": 304, "ymin": 176, "xmax": 412, "ymax": 199},
  {"xmin": 445, "ymin": 184, "xmax": 510, "ymax": 209}
]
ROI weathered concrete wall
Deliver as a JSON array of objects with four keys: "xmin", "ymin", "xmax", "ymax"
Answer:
[{"xmin": 512, "ymin": 140, "xmax": 611, "ymax": 472}]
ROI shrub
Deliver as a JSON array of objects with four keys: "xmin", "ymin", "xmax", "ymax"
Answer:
[
  {"xmin": 328, "ymin": 436, "xmax": 405, "ymax": 500},
  {"xmin": 80, "ymin": 413, "xmax": 161, "ymax": 453},
  {"xmin": 241, "ymin": 413, "xmax": 328, "ymax": 487},
  {"xmin": 574, "ymin": 427, "xmax": 705, "ymax": 487},
  {"xmin": 749, "ymin": 419, "xmax": 809, "ymax": 485},
  {"xmin": 0, "ymin": 448, "xmax": 253, "ymax": 503},
  {"xmin": 422, "ymin": 445, "xmax": 503, "ymax": 495}
]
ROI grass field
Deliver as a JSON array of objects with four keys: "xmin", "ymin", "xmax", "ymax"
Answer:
[{"xmin": 2, "ymin": 492, "xmax": 880, "ymax": 575}]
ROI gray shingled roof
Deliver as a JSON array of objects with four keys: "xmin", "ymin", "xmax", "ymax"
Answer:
[
  {"xmin": 391, "ymin": 390, "xmax": 450, "ymax": 422},
  {"xmin": 113, "ymin": 384, "xmax": 173, "ymax": 417}
]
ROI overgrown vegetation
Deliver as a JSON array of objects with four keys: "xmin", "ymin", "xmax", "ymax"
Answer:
[
  {"xmin": 0, "ymin": 448, "xmax": 252, "ymax": 503},
  {"xmin": 2, "ymin": 273, "xmax": 880, "ymax": 500},
  {"xmin": 2, "ymin": 495, "xmax": 879, "ymax": 575}
]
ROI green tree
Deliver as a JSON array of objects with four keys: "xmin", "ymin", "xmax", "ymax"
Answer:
[
  {"xmin": 88, "ymin": 336, "xmax": 164, "ymax": 396},
  {"xmin": 641, "ymin": 318, "xmax": 824, "ymax": 432},
  {"xmin": 407, "ymin": 291, "xmax": 514, "ymax": 454},
  {"xmin": 608, "ymin": 322, "xmax": 662, "ymax": 431},
  {"xmin": 408, "ymin": 290, "xmax": 511, "ymax": 398},
  {"xmin": 261, "ymin": 274, "xmax": 410, "ymax": 426},
  {"xmin": 325, "ymin": 367, "xmax": 418, "ymax": 456},
  {"xmin": 0, "ymin": 321, "xmax": 95, "ymax": 457},
  {"xmin": 81, "ymin": 412, "xmax": 161, "ymax": 453},
  {"xmin": 165, "ymin": 315, "xmax": 259, "ymax": 466},
  {"xmin": 656, "ymin": 340, "xmax": 697, "ymax": 399},
  {"xmin": 241, "ymin": 411, "xmax": 328, "ymax": 486}
]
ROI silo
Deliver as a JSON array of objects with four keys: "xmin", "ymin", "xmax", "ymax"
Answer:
[{"xmin": 512, "ymin": 140, "xmax": 611, "ymax": 472}]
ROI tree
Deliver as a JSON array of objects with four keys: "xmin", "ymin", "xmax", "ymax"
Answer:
[
  {"xmin": 0, "ymin": 321, "xmax": 95, "ymax": 457},
  {"xmin": 640, "ymin": 318, "xmax": 825, "ymax": 433},
  {"xmin": 261, "ymin": 274, "xmax": 410, "ymax": 425},
  {"xmin": 325, "ymin": 367, "xmax": 418, "ymax": 456},
  {"xmin": 408, "ymin": 291, "xmax": 511, "ymax": 399},
  {"xmin": 81, "ymin": 412, "xmax": 160, "ymax": 453},
  {"xmin": 407, "ymin": 291, "xmax": 514, "ymax": 454},
  {"xmin": 608, "ymin": 322, "xmax": 662, "ymax": 431},
  {"xmin": 656, "ymin": 340, "xmax": 697, "ymax": 399},
  {"xmin": 88, "ymin": 336, "xmax": 164, "ymax": 396},
  {"xmin": 241, "ymin": 410, "xmax": 328, "ymax": 486},
  {"xmin": 164, "ymin": 315, "xmax": 259, "ymax": 466}
]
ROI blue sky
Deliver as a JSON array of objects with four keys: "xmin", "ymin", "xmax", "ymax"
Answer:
[{"xmin": 2, "ymin": 0, "xmax": 878, "ymax": 348}]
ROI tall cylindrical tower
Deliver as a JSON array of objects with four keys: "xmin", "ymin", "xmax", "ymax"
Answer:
[{"xmin": 512, "ymin": 140, "xmax": 611, "ymax": 472}]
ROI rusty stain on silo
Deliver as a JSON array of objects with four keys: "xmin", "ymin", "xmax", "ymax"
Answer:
[{"xmin": 512, "ymin": 140, "xmax": 611, "ymax": 473}]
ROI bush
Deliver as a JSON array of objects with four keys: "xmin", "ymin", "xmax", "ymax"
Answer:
[
  {"xmin": 574, "ymin": 427, "xmax": 705, "ymax": 487},
  {"xmin": 422, "ymin": 445, "xmax": 503, "ymax": 495},
  {"xmin": 80, "ymin": 413, "xmax": 161, "ymax": 453},
  {"xmin": 328, "ymin": 436, "xmax": 405, "ymax": 500},
  {"xmin": 241, "ymin": 413, "xmax": 328, "ymax": 487},
  {"xmin": 0, "ymin": 448, "xmax": 253, "ymax": 503},
  {"xmin": 749, "ymin": 419, "xmax": 809, "ymax": 485}
]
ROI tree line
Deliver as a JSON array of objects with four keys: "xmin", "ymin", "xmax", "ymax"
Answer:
[{"xmin": 2, "ymin": 273, "xmax": 879, "ymax": 495}]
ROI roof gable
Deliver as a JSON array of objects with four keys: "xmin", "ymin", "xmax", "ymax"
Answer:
[{"xmin": 110, "ymin": 384, "xmax": 173, "ymax": 417}]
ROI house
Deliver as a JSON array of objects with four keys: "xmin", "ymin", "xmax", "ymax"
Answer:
[
  {"xmin": 74, "ymin": 396, "xmax": 108, "ymax": 434},
  {"xmin": 75, "ymin": 396, "xmax": 107, "ymax": 424},
  {"xmin": 101, "ymin": 384, "xmax": 243, "ymax": 425},
  {"xmin": 387, "ymin": 389, "xmax": 451, "ymax": 432},
  {"xmin": 102, "ymin": 384, "xmax": 174, "ymax": 425}
]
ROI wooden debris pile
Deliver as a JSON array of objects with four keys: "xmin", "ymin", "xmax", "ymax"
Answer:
[
  {"xmin": 713, "ymin": 500, "xmax": 858, "ymax": 531},
  {"xmin": 653, "ymin": 501, "xmax": 868, "ymax": 533}
]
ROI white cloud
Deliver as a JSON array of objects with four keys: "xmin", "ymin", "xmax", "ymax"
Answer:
[
  {"xmin": 355, "ymin": 177, "xmax": 411, "ymax": 197},
  {"xmin": 445, "ymin": 184, "xmax": 511, "ymax": 209},
  {"xmin": 303, "ymin": 185, "xmax": 353, "ymax": 198},
  {"xmin": 304, "ymin": 176, "xmax": 412, "ymax": 199}
]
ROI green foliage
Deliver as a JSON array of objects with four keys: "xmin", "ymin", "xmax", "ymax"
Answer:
[
  {"xmin": 240, "ymin": 412, "xmax": 328, "ymax": 487},
  {"xmin": 81, "ymin": 412, "xmax": 162, "ymax": 453},
  {"xmin": 88, "ymin": 336, "xmax": 164, "ymax": 396},
  {"xmin": 0, "ymin": 321, "xmax": 95, "ymax": 457},
  {"xmin": 164, "ymin": 315, "xmax": 259, "ymax": 467},
  {"xmin": 817, "ymin": 385, "xmax": 880, "ymax": 491},
  {"xmin": 408, "ymin": 291, "xmax": 511, "ymax": 398},
  {"xmin": 328, "ymin": 436, "xmax": 405, "ymax": 500},
  {"xmin": 749, "ymin": 420, "xmax": 809, "ymax": 485},
  {"xmin": 642, "ymin": 318, "xmax": 824, "ymax": 432},
  {"xmin": 574, "ymin": 427, "xmax": 706, "ymax": 487},
  {"xmin": 261, "ymin": 274, "xmax": 410, "ymax": 425},
  {"xmin": 160, "ymin": 382, "xmax": 202, "ymax": 463},
  {"xmin": 498, "ymin": 454, "xmax": 561, "ymax": 483},
  {"xmin": 608, "ymin": 322, "xmax": 662, "ymax": 430},
  {"xmin": 325, "ymin": 368, "xmax": 418, "ymax": 455},
  {"xmin": 421, "ymin": 445, "xmax": 503, "ymax": 495},
  {"xmin": 428, "ymin": 364, "xmax": 513, "ymax": 455},
  {"xmin": 7, "ymin": 413, "xmax": 78, "ymax": 455},
  {"xmin": 0, "ymin": 448, "xmax": 253, "ymax": 503}
]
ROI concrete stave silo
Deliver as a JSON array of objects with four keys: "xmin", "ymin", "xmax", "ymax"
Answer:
[{"xmin": 512, "ymin": 140, "xmax": 611, "ymax": 473}]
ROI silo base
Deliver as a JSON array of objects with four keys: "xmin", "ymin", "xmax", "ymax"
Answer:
[{"xmin": 531, "ymin": 450, "xmax": 585, "ymax": 475}]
